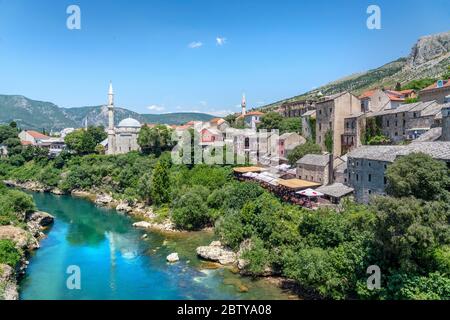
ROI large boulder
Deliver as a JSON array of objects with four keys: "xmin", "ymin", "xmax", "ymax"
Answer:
[
  {"xmin": 26, "ymin": 211, "xmax": 54, "ymax": 228},
  {"xmin": 0, "ymin": 225, "xmax": 37, "ymax": 250},
  {"xmin": 132, "ymin": 221, "xmax": 152, "ymax": 229},
  {"xmin": 196, "ymin": 241, "xmax": 237, "ymax": 265},
  {"xmin": 116, "ymin": 201, "xmax": 133, "ymax": 214},
  {"xmin": 0, "ymin": 264, "xmax": 18, "ymax": 300},
  {"xmin": 166, "ymin": 253, "xmax": 179, "ymax": 263},
  {"xmin": 95, "ymin": 194, "xmax": 113, "ymax": 206}
]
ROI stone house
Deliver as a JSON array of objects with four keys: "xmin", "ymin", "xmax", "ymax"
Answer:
[
  {"xmin": 296, "ymin": 153, "xmax": 331, "ymax": 185},
  {"xmin": 278, "ymin": 132, "xmax": 306, "ymax": 158},
  {"xmin": 276, "ymin": 100, "xmax": 315, "ymax": 118},
  {"xmin": 315, "ymin": 92, "xmax": 360, "ymax": 156},
  {"xmin": 341, "ymin": 112, "xmax": 365, "ymax": 154},
  {"xmin": 19, "ymin": 130, "xmax": 50, "ymax": 145},
  {"xmin": 347, "ymin": 142, "xmax": 450, "ymax": 203},
  {"xmin": 359, "ymin": 89, "xmax": 416, "ymax": 112},
  {"xmin": 419, "ymin": 79, "xmax": 450, "ymax": 104},
  {"xmin": 404, "ymin": 101, "xmax": 443, "ymax": 139}
]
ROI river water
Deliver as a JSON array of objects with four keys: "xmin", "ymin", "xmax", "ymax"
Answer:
[{"xmin": 19, "ymin": 192, "xmax": 292, "ymax": 300}]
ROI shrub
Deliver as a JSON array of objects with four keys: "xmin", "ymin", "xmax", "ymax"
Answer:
[
  {"xmin": 0, "ymin": 240, "xmax": 22, "ymax": 267},
  {"xmin": 172, "ymin": 190, "xmax": 210, "ymax": 230}
]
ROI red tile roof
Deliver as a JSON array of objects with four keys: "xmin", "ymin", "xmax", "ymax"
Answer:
[
  {"xmin": 359, "ymin": 90, "xmax": 376, "ymax": 100},
  {"xmin": 26, "ymin": 130, "xmax": 50, "ymax": 139},
  {"xmin": 20, "ymin": 141, "xmax": 32, "ymax": 145}
]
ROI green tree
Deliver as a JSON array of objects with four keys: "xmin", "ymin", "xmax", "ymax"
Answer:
[
  {"xmin": 138, "ymin": 125, "xmax": 172, "ymax": 156},
  {"xmin": 257, "ymin": 112, "xmax": 282, "ymax": 131},
  {"xmin": 172, "ymin": 189, "xmax": 210, "ymax": 230},
  {"xmin": 287, "ymin": 141, "xmax": 322, "ymax": 165},
  {"xmin": 0, "ymin": 125, "xmax": 18, "ymax": 144},
  {"xmin": 150, "ymin": 158, "xmax": 171, "ymax": 205},
  {"xmin": 385, "ymin": 153, "xmax": 450, "ymax": 201},
  {"xmin": 64, "ymin": 127, "xmax": 105, "ymax": 155},
  {"xmin": 137, "ymin": 172, "xmax": 153, "ymax": 204},
  {"xmin": 280, "ymin": 117, "xmax": 302, "ymax": 134}
]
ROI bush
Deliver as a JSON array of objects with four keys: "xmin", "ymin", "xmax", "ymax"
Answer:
[
  {"xmin": 241, "ymin": 236, "xmax": 271, "ymax": 276},
  {"xmin": 172, "ymin": 190, "xmax": 210, "ymax": 230},
  {"xmin": 0, "ymin": 240, "xmax": 22, "ymax": 267}
]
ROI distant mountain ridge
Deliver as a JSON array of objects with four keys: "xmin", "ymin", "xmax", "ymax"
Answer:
[
  {"xmin": 260, "ymin": 30, "xmax": 450, "ymax": 111},
  {"xmin": 0, "ymin": 95, "xmax": 214, "ymax": 130}
]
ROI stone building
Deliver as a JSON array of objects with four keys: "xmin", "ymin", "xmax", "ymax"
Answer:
[
  {"xmin": 359, "ymin": 89, "xmax": 415, "ymax": 112},
  {"xmin": 347, "ymin": 142, "xmax": 450, "ymax": 203},
  {"xmin": 276, "ymin": 100, "xmax": 315, "ymax": 118},
  {"xmin": 341, "ymin": 112, "xmax": 365, "ymax": 154},
  {"xmin": 106, "ymin": 83, "xmax": 141, "ymax": 155},
  {"xmin": 296, "ymin": 153, "xmax": 331, "ymax": 185},
  {"xmin": 419, "ymin": 79, "xmax": 450, "ymax": 104},
  {"xmin": 278, "ymin": 132, "xmax": 305, "ymax": 159},
  {"xmin": 315, "ymin": 92, "xmax": 360, "ymax": 156},
  {"xmin": 372, "ymin": 101, "xmax": 444, "ymax": 142},
  {"xmin": 442, "ymin": 105, "xmax": 450, "ymax": 141}
]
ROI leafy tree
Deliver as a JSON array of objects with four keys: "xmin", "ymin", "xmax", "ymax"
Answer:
[
  {"xmin": 257, "ymin": 112, "xmax": 283, "ymax": 131},
  {"xmin": 385, "ymin": 153, "xmax": 450, "ymax": 201},
  {"xmin": 386, "ymin": 272, "xmax": 450, "ymax": 300},
  {"xmin": 240, "ymin": 236, "xmax": 272, "ymax": 276},
  {"xmin": 404, "ymin": 97, "xmax": 419, "ymax": 104},
  {"xmin": 280, "ymin": 117, "xmax": 302, "ymax": 134},
  {"xmin": 371, "ymin": 196, "xmax": 450, "ymax": 274},
  {"xmin": 150, "ymin": 158, "xmax": 171, "ymax": 205},
  {"xmin": 287, "ymin": 141, "xmax": 322, "ymax": 165},
  {"xmin": 172, "ymin": 189, "xmax": 210, "ymax": 230},
  {"xmin": 138, "ymin": 125, "xmax": 172, "ymax": 156},
  {"xmin": 9, "ymin": 121, "xmax": 17, "ymax": 129},
  {"xmin": 64, "ymin": 127, "xmax": 106, "ymax": 155},
  {"xmin": 0, "ymin": 125, "xmax": 18, "ymax": 144},
  {"xmin": 137, "ymin": 172, "xmax": 153, "ymax": 204}
]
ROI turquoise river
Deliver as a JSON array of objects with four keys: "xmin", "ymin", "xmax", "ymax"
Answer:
[{"xmin": 19, "ymin": 192, "xmax": 293, "ymax": 300}]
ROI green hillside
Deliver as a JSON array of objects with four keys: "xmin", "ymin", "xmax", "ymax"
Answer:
[{"xmin": 0, "ymin": 95, "xmax": 214, "ymax": 130}]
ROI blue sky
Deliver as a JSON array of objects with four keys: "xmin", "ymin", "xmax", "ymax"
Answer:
[{"xmin": 0, "ymin": 0, "xmax": 449, "ymax": 116}]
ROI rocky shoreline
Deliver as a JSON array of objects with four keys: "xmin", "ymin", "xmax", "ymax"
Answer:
[{"xmin": 0, "ymin": 210, "xmax": 54, "ymax": 300}]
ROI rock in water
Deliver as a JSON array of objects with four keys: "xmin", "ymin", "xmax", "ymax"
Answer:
[
  {"xmin": 196, "ymin": 241, "xmax": 237, "ymax": 265},
  {"xmin": 133, "ymin": 221, "xmax": 152, "ymax": 229},
  {"xmin": 167, "ymin": 253, "xmax": 179, "ymax": 263}
]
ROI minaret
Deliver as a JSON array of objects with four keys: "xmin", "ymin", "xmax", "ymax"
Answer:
[
  {"xmin": 241, "ymin": 93, "xmax": 246, "ymax": 116},
  {"xmin": 107, "ymin": 82, "xmax": 115, "ymax": 155}
]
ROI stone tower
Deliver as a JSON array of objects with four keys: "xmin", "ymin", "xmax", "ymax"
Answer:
[
  {"xmin": 441, "ymin": 105, "xmax": 450, "ymax": 141},
  {"xmin": 107, "ymin": 82, "xmax": 116, "ymax": 155},
  {"xmin": 241, "ymin": 93, "xmax": 246, "ymax": 116}
]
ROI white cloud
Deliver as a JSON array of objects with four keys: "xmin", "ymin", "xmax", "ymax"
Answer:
[
  {"xmin": 147, "ymin": 105, "xmax": 165, "ymax": 112},
  {"xmin": 210, "ymin": 109, "xmax": 234, "ymax": 117},
  {"xmin": 216, "ymin": 37, "xmax": 226, "ymax": 46},
  {"xmin": 188, "ymin": 41, "xmax": 203, "ymax": 49}
]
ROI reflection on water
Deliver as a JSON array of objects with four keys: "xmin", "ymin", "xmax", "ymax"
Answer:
[{"xmin": 20, "ymin": 192, "xmax": 292, "ymax": 300}]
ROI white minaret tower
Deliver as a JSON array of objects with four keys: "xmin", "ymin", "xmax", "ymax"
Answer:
[
  {"xmin": 241, "ymin": 93, "xmax": 246, "ymax": 116},
  {"xmin": 107, "ymin": 82, "xmax": 115, "ymax": 155}
]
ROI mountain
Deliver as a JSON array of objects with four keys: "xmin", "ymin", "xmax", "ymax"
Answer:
[
  {"xmin": 0, "ymin": 95, "xmax": 214, "ymax": 130},
  {"xmin": 260, "ymin": 31, "xmax": 450, "ymax": 111}
]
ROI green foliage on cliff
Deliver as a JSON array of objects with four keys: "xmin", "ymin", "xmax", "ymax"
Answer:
[
  {"xmin": 0, "ymin": 240, "xmax": 22, "ymax": 267},
  {"xmin": 287, "ymin": 141, "xmax": 322, "ymax": 165}
]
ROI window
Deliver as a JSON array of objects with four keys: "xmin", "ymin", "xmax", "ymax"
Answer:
[
  {"xmin": 395, "ymin": 121, "xmax": 398, "ymax": 127},
  {"xmin": 368, "ymin": 190, "xmax": 372, "ymax": 195},
  {"xmin": 384, "ymin": 177, "xmax": 387, "ymax": 185},
  {"xmin": 395, "ymin": 132, "xmax": 398, "ymax": 136},
  {"xmin": 356, "ymin": 174, "xmax": 359, "ymax": 181},
  {"xmin": 319, "ymin": 123, "xmax": 322, "ymax": 130},
  {"xmin": 368, "ymin": 174, "xmax": 372, "ymax": 182},
  {"xmin": 329, "ymin": 121, "xmax": 332, "ymax": 128},
  {"xmin": 387, "ymin": 120, "xmax": 390, "ymax": 127}
]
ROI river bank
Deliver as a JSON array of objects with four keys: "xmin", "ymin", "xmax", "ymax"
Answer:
[
  {"xmin": 0, "ymin": 209, "xmax": 54, "ymax": 300},
  {"xmin": 4, "ymin": 179, "xmax": 302, "ymax": 299}
]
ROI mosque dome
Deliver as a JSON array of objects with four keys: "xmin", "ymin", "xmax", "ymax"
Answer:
[{"xmin": 118, "ymin": 117, "xmax": 141, "ymax": 128}]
